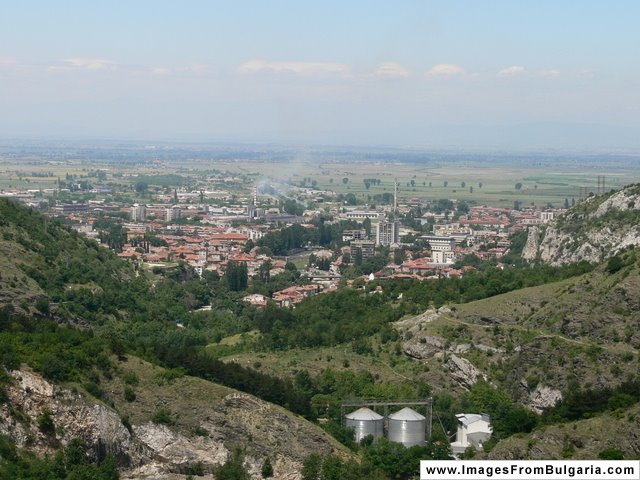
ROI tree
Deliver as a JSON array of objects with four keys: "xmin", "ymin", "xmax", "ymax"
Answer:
[
  {"xmin": 302, "ymin": 454, "xmax": 322, "ymax": 480},
  {"xmin": 461, "ymin": 181, "xmax": 466, "ymax": 188},
  {"xmin": 363, "ymin": 217, "xmax": 372, "ymax": 236},
  {"xmin": 393, "ymin": 249, "xmax": 405, "ymax": 265},
  {"xmin": 599, "ymin": 448, "xmax": 624, "ymax": 460},
  {"xmin": 283, "ymin": 198, "xmax": 304, "ymax": 216},
  {"xmin": 342, "ymin": 177, "xmax": 349, "ymax": 185},
  {"xmin": 354, "ymin": 248, "xmax": 363, "ymax": 267},
  {"xmin": 216, "ymin": 446, "xmax": 250, "ymax": 480},
  {"xmin": 564, "ymin": 198, "xmax": 570, "ymax": 209},
  {"xmin": 261, "ymin": 457, "xmax": 274, "ymax": 478},
  {"xmin": 469, "ymin": 186, "xmax": 474, "ymax": 193},
  {"xmin": 606, "ymin": 255, "xmax": 624, "ymax": 274},
  {"xmin": 258, "ymin": 260, "xmax": 272, "ymax": 283},
  {"xmin": 443, "ymin": 181, "xmax": 448, "ymax": 187},
  {"xmin": 226, "ymin": 261, "xmax": 248, "ymax": 291},
  {"xmin": 134, "ymin": 181, "xmax": 148, "ymax": 193},
  {"xmin": 515, "ymin": 182, "xmax": 523, "ymax": 190},
  {"xmin": 38, "ymin": 408, "xmax": 56, "ymax": 435},
  {"xmin": 243, "ymin": 239, "xmax": 255, "ymax": 253},
  {"xmin": 364, "ymin": 438, "xmax": 419, "ymax": 480}
]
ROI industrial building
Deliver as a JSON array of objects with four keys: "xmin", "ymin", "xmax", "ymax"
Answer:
[
  {"xmin": 450, "ymin": 413, "xmax": 493, "ymax": 456},
  {"xmin": 344, "ymin": 408, "xmax": 384, "ymax": 443},
  {"xmin": 387, "ymin": 407, "xmax": 427, "ymax": 447},
  {"xmin": 343, "ymin": 401, "xmax": 431, "ymax": 448}
]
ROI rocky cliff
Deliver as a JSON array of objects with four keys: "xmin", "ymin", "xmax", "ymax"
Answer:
[
  {"xmin": 522, "ymin": 184, "xmax": 640, "ymax": 265},
  {"xmin": 0, "ymin": 362, "xmax": 347, "ymax": 480}
]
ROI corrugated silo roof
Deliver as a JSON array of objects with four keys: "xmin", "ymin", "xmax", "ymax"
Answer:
[
  {"xmin": 388, "ymin": 407, "xmax": 425, "ymax": 421},
  {"xmin": 345, "ymin": 407, "xmax": 384, "ymax": 421}
]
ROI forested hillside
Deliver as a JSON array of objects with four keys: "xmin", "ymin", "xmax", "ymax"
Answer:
[
  {"xmin": 2, "ymin": 198, "xmax": 639, "ymax": 479},
  {"xmin": 0, "ymin": 199, "xmax": 346, "ymax": 478}
]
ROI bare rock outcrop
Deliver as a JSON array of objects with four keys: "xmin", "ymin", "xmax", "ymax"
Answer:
[
  {"xmin": 522, "ymin": 185, "xmax": 640, "ymax": 265},
  {"xmin": 445, "ymin": 354, "xmax": 487, "ymax": 390},
  {"xmin": 524, "ymin": 384, "xmax": 563, "ymax": 414},
  {"xmin": 1, "ymin": 369, "xmax": 144, "ymax": 466},
  {"xmin": 0, "ymin": 369, "xmax": 339, "ymax": 480}
]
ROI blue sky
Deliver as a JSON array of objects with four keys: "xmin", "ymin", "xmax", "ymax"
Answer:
[{"xmin": 1, "ymin": 1, "xmax": 639, "ymax": 148}]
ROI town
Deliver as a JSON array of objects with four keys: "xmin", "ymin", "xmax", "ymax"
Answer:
[{"xmin": 1, "ymin": 165, "xmax": 568, "ymax": 309}]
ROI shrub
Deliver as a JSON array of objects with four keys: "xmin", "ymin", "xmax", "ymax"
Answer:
[
  {"xmin": 37, "ymin": 408, "xmax": 56, "ymax": 435},
  {"xmin": 0, "ymin": 386, "xmax": 8, "ymax": 404},
  {"xmin": 261, "ymin": 457, "xmax": 274, "ymax": 478},
  {"xmin": 598, "ymin": 448, "xmax": 624, "ymax": 460},
  {"xmin": 83, "ymin": 381, "xmax": 104, "ymax": 399},
  {"xmin": 151, "ymin": 407, "xmax": 174, "ymax": 425},
  {"xmin": 155, "ymin": 367, "xmax": 186, "ymax": 384},
  {"xmin": 606, "ymin": 255, "xmax": 624, "ymax": 274},
  {"xmin": 124, "ymin": 386, "xmax": 136, "ymax": 402},
  {"xmin": 123, "ymin": 371, "xmax": 139, "ymax": 385},
  {"xmin": 193, "ymin": 426, "xmax": 209, "ymax": 437}
]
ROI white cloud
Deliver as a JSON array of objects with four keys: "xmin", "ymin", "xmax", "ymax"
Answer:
[
  {"xmin": 151, "ymin": 67, "xmax": 172, "ymax": 75},
  {"xmin": 150, "ymin": 64, "xmax": 206, "ymax": 76},
  {"xmin": 538, "ymin": 69, "xmax": 560, "ymax": 78},
  {"xmin": 425, "ymin": 64, "xmax": 465, "ymax": 77},
  {"xmin": 0, "ymin": 56, "xmax": 16, "ymax": 67},
  {"xmin": 373, "ymin": 62, "xmax": 410, "ymax": 78},
  {"xmin": 498, "ymin": 65, "xmax": 526, "ymax": 77},
  {"xmin": 48, "ymin": 58, "xmax": 117, "ymax": 72},
  {"xmin": 238, "ymin": 59, "xmax": 350, "ymax": 76},
  {"xmin": 577, "ymin": 69, "xmax": 597, "ymax": 78}
]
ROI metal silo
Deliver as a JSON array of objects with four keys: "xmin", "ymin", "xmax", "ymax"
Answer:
[
  {"xmin": 345, "ymin": 407, "xmax": 384, "ymax": 442},
  {"xmin": 387, "ymin": 407, "xmax": 426, "ymax": 447}
]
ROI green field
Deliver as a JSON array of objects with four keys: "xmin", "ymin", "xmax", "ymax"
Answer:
[
  {"xmin": 3, "ymin": 154, "xmax": 640, "ymax": 208},
  {"xmin": 197, "ymin": 159, "xmax": 640, "ymax": 208}
]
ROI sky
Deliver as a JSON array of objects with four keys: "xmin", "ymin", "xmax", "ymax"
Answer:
[{"xmin": 1, "ymin": 1, "xmax": 639, "ymax": 149}]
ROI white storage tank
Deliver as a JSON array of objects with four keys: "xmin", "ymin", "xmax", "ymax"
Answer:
[
  {"xmin": 387, "ymin": 407, "xmax": 426, "ymax": 447},
  {"xmin": 344, "ymin": 407, "xmax": 384, "ymax": 442}
]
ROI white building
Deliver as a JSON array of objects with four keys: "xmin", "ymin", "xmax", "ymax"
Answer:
[
  {"xmin": 450, "ymin": 413, "xmax": 493, "ymax": 456},
  {"xmin": 130, "ymin": 204, "xmax": 146, "ymax": 222},
  {"xmin": 342, "ymin": 229, "xmax": 368, "ymax": 242},
  {"xmin": 376, "ymin": 221, "xmax": 399, "ymax": 246},
  {"xmin": 421, "ymin": 235, "xmax": 456, "ymax": 252},
  {"xmin": 166, "ymin": 206, "xmax": 182, "ymax": 222},
  {"xmin": 540, "ymin": 211, "xmax": 555, "ymax": 223},
  {"xmin": 432, "ymin": 250, "xmax": 456, "ymax": 264},
  {"xmin": 341, "ymin": 210, "xmax": 385, "ymax": 222}
]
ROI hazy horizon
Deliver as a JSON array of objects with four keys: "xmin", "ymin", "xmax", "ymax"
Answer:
[{"xmin": 2, "ymin": 1, "xmax": 639, "ymax": 149}]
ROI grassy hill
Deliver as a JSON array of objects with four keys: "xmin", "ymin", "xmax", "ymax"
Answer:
[
  {"xmin": 0, "ymin": 199, "xmax": 348, "ymax": 477},
  {"xmin": 486, "ymin": 403, "xmax": 640, "ymax": 460},
  {"xmin": 2, "ymin": 197, "xmax": 639, "ymax": 467},
  {"xmin": 395, "ymin": 251, "xmax": 639, "ymax": 406}
]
